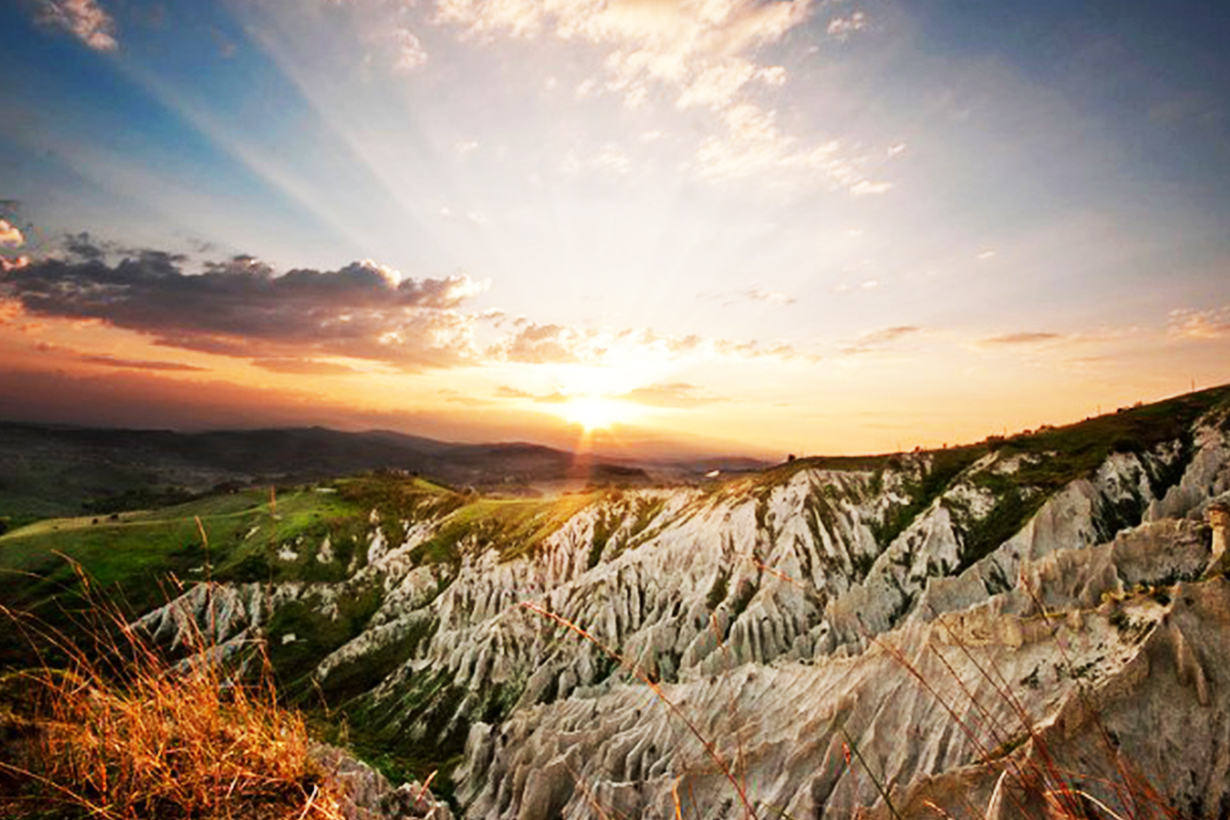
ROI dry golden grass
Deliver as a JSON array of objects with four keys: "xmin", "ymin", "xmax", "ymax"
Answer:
[{"xmin": 0, "ymin": 563, "xmax": 348, "ymax": 820}]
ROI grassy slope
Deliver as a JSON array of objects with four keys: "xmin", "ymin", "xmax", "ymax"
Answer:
[
  {"xmin": 948, "ymin": 385, "xmax": 1230, "ymax": 569},
  {"xmin": 0, "ymin": 474, "xmax": 606, "ymax": 700}
]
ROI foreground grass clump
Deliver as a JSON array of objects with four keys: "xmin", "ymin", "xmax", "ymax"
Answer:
[{"xmin": 0, "ymin": 587, "xmax": 347, "ymax": 820}]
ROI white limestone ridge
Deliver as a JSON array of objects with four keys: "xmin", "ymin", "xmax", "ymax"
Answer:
[{"xmin": 135, "ymin": 405, "xmax": 1230, "ymax": 819}]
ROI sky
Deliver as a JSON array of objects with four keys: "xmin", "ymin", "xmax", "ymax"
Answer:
[{"xmin": 0, "ymin": 0, "xmax": 1228, "ymax": 458}]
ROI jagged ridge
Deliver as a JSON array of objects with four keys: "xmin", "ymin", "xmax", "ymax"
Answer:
[{"xmin": 122, "ymin": 387, "xmax": 1230, "ymax": 816}]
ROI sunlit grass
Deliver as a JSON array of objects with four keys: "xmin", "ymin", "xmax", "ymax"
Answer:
[{"xmin": 0, "ymin": 566, "xmax": 349, "ymax": 820}]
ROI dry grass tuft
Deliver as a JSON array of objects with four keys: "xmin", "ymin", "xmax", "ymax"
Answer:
[{"xmin": 0, "ymin": 561, "xmax": 347, "ymax": 820}]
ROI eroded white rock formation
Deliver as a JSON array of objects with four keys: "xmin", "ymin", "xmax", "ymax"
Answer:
[{"xmin": 135, "ymin": 403, "xmax": 1230, "ymax": 819}]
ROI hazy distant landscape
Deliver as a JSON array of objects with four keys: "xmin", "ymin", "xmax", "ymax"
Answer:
[{"xmin": 0, "ymin": 421, "xmax": 769, "ymax": 530}]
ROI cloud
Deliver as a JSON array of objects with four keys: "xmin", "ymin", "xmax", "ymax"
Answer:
[
  {"xmin": 78, "ymin": 354, "xmax": 208, "ymax": 372},
  {"xmin": 432, "ymin": 0, "xmax": 896, "ymax": 192},
  {"xmin": 0, "ymin": 298, "xmax": 23, "ymax": 324},
  {"xmin": 675, "ymin": 59, "xmax": 786, "ymax": 110},
  {"xmin": 850, "ymin": 180, "xmax": 892, "ymax": 196},
  {"xmin": 841, "ymin": 325, "xmax": 921, "ymax": 354},
  {"xmin": 455, "ymin": 139, "xmax": 480, "ymax": 156},
  {"xmin": 695, "ymin": 103, "xmax": 889, "ymax": 193},
  {"xmin": 980, "ymin": 332, "xmax": 1061, "ymax": 345},
  {"xmin": 252, "ymin": 358, "xmax": 358, "ymax": 375},
  {"xmin": 1168, "ymin": 306, "xmax": 1230, "ymax": 340},
  {"xmin": 488, "ymin": 386, "xmax": 570, "ymax": 404},
  {"xmin": 561, "ymin": 144, "xmax": 633, "ymax": 176},
  {"xmin": 435, "ymin": 0, "xmax": 812, "ymax": 112},
  {"xmin": 441, "ymin": 393, "xmax": 495, "ymax": 407},
  {"xmin": 1, "ymin": 239, "xmax": 490, "ymax": 370},
  {"xmin": 744, "ymin": 287, "xmax": 794, "ymax": 305},
  {"xmin": 620, "ymin": 382, "xmax": 721, "ymax": 408},
  {"xmin": 293, "ymin": 0, "xmax": 429, "ymax": 71},
  {"xmin": 0, "ymin": 219, "xmax": 24, "ymax": 248},
  {"xmin": 488, "ymin": 321, "xmax": 812, "ymax": 366},
  {"xmin": 528, "ymin": 391, "xmax": 569, "ymax": 405},
  {"xmin": 826, "ymin": 11, "xmax": 866, "ymax": 42},
  {"xmin": 440, "ymin": 206, "xmax": 492, "ymax": 225},
  {"xmin": 976, "ymin": 249, "xmax": 997, "ymax": 260},
  {"xmin": 389, "ymin": 25, "xmax": 428, "ymax": 70},
  {"xmin": 489, "ymin": 323, "xmax": 587, "ymax": 364},
  {"xmin": 30, "ymin": 0, "xmax": 118, "ymax": 51}
]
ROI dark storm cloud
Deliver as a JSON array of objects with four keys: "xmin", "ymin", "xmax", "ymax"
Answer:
[
  {"xmin": 0, "ymin": 239, "xmax": 488, "ymax": 369},
  {"xmin": 62, "ymin": 231, "xmax": 118, "ymax": 260}
]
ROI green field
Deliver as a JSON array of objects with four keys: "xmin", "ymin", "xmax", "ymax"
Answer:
[{"xmin": 0, "ymin": 474, "xmax": 610, "ymax": 673}]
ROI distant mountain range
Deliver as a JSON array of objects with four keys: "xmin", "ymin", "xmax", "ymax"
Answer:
[{"xmin": 0, "ymin": 421, "xmax": 771, "ymax": 525}]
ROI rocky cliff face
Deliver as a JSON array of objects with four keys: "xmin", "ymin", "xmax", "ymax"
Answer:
[{"xmin": 137, "ymin": 397, "xmax": 1230, "ymax": 819}]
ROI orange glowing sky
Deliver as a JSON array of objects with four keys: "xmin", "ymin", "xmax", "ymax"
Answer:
[{"xmin": 1, "ymin": 0, "xmax": 1228, "ymax": 458}]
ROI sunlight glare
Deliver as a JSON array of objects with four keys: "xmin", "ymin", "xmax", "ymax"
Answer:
[{"xmin": 555, "ymin": 396, "xmax": 633, "ymax": 432}]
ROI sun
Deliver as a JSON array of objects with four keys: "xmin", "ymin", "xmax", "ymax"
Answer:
[{"xmin": 556, "ymin": 396, "xmax": 627, "ymax": 432}]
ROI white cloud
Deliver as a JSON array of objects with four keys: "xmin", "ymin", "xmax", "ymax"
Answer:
[
  {"xmin": 850, "ymin": 179, "xmax": 892, "ymax": 195},
  {"xmin": 976, "ymin": 249, "xmax": 997, "ymax": 260},
  {"xmin": 319, "ymin": 2, "xmax": 429, "ymax": 72},
  {"xmin": 455, "ymin": 139, "xmax": 480, "ymax": 155},
  {"xmin": 390, "ymin": 26, "xmax": 428, "ymax": 70},
  {"xmin": 695, "ymin": 103, "xmax": 889, "ymax": 194},
  {"xmin": 432, "ymin": 1, "xmax": 897, "ymax": 193},
  {"xmin": 745, "ymin": 287, "xmax": 794, "ymax": 305},
  {"xmin": 0, "ymin": 219, "xmax": 24, "ymax": 248},
  {"xmin": 826, "ymin": 11, "xmax": 866, "ymax": 42},
  {"xmin": 487, "ymin": 321, "xmax": 812, "ymax": 366},
  {"xmin": 32, "ymin": 0, "xmax": 117, "ymax": 51},
  {"xmin": 675, "ymin": 59, "xmax": 786, "ymax": 110},
  {"xmin": 887, "ymin": 142, "xmax": 907, "ymax": 157},
  {"xmin": 434, "ymin": 0, "xmax": 813, "ymax": 112}
]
